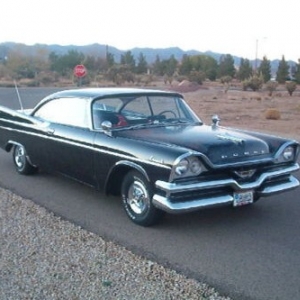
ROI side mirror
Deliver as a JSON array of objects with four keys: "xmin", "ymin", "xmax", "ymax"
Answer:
[{"xmin": 101, "ymin": 120, "xmax": 113, "ymax": 136}]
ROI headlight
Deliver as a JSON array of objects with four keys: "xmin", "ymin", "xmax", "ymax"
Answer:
[
  {"xmin": 276, "ymin": 145, "xmax": 297, "ymax": 163},
  {"xmin": 283, "ymin": 146, "xmax": 294, "ymax": 161},
  {"xmin": 175, "ymin": 159, "xmax": 189, "ymax": 175},
  {"xmin": 190, "ymin": 157, "xmax": 202, "ymax": 174},
  {"xmin": 172, "ymin": 155, "xmax": 205, "ymax": 180}
]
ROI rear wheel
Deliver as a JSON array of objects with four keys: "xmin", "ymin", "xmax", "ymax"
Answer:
[
  {"xmin": 121, "ymin": 170, "xmax": 164, "ymax": 226},
  {"xmin": 13, "ymin": 144, "xmax": 37, "ymax": 175}
]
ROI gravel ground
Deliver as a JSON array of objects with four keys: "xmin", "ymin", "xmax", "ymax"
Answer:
[{"xmin": 0, "ymin": 187, "xmax": 231, "ymax": 300}]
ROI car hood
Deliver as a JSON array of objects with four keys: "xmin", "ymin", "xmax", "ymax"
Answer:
[{"xmin": 116, "ymin": 124, "xmax": 273, "ymax": 164}]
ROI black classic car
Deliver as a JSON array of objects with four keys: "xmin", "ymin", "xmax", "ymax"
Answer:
[{"xmin": 0, "ymin": 88, "xmax": 299, "ymax": 226}]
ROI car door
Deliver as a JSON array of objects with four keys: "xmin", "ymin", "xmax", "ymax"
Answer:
[{"xmin": 32, "ymin": 96, "xmax": 96, "ymax": 186}]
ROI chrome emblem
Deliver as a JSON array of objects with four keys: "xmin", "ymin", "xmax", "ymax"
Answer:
[{"xmin": 233, "ymin": 169, "xmax": 256, "ymax": 179}]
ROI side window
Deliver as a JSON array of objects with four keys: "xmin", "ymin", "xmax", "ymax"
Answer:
[
  {"xmin": 92, "ymin": 98, "xmax": 124, "ymax": 128},
  {"xmin": 34, "ymin": 97, "xmax": 89, "ymax": 128}
]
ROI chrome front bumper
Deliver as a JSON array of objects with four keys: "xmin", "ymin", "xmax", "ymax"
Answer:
[{"xmin": 152, "ymin": 163, "xmax": 300, "ymax": 213}]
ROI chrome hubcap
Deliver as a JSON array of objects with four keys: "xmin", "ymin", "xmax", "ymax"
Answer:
[
  {"xmin": 15, "ymin": 146, "xmax": 25, "ymax": 168},
  {"xmin": 127, "ymin": 180, "xmax": 148, "ymax": 215}
]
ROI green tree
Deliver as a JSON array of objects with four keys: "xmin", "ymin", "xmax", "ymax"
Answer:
[
  {"xmin": 236, "ymin": 58, "xmax": 253, "ymax": 81},
  {"xmin": 276, "ymin": 55, "xmax": 289, "ymax": 84},
  {"xmin": 120, "ymin": 51, "xmax": 135, "ymax": 71},
  {"xmin": 258, "ymin": 56, "xmax": 271, "ymax": 83},
  {"xmin": 179, "ymin": 54, "xmax": 218, "ymax": 81},
  {"xmin": 293, "ymin": 59, "xmax": 300, "ymax": 84},
  {"xmin": 179, "ymin": 54, "xmax": 193, "ymax": 75},
  {"xmin": 202, "ymin": 55, "xmax": 218, "ymax": 81},
  {"xmin": 165, "ymin": 55, "xmax": 178, "ymax": 76},
  {"xmin": 152, "ymin": 55, "xmax": 162, "ymax": 75},
  {"xmin": 83, "ymin": 55, "xmax": 96, "ymax": 71},
  {"xmin": 136, "ymin": 52, "xmax": 148, "ymax": 74},
  {"xmin": 106, "ymin": 52, "xmax": 115, "ymax": 69},
  {"xmin": 154, "ymin": 55, "xmax": 178, "ymax": 77},
  {"xmin": 218, "ymin": 54, "xmax": 235, "ymax": 78},
  {"xmin": 49, "ymin": 50, "xmax": 84, "ymax": 76}
]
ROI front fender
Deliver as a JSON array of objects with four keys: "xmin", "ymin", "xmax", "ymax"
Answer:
[
  {"xmin": 114, "ymin": 160, "xmax": 151, "ymax": 181},
  {"xmin": 104, "ymin": 160, "xmax": 171, "ymax": 196},
  {"xmin": 5, "ymin": 140, "xmax": 21, "ymax": 152}
]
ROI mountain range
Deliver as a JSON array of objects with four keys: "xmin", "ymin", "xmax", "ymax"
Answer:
[{"xmin": 0, "ymin": 42, "xmax": 296, "ymax": 72}]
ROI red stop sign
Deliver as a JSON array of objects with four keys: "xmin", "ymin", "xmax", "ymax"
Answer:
[{"xmin": 73, "ymin": 64, "xmax": 87, "ymax": 77}]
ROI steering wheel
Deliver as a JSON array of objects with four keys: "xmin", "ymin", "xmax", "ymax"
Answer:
[{"xmin": 158, "ymin": 110, "xmax": 177, "ymax": 118}]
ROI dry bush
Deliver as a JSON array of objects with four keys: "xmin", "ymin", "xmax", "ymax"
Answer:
[
  {"xmin": 286, "ymin": 81, "xmax": 297, "ymax": 96},
  {"xmin": 265, "ymin": 108, "xmax": 281, "ymax": 120}
]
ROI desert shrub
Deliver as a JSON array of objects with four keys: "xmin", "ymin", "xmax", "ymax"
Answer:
[
  {"xmin": 220, "ymin": 76, "xmax": 232, "ymax": 93},
  {"xmin": 242, "ymin": 80, "xmax": 249, "ymax": 91},
  {"xmin": 176, "ymin": 75, "xmax": 188, "ymax": 83},
  {"xmin": 188, "ymin": 70, "xmax": 205, "ymax": 85},
  {"xmin": 19, "ymin": 78, "xmax": 40, "ymax": 87},
  {"xmin": 164, "ymin": 75, "xmax": 173, "ymax": 85},
  {"xmin": 265, "ymin": 108, "xmax": 281, "ymax": 120},
  {"xmin": 286, "ymin": 81, "xmax": 297, "ymax": 96},
  {"xmin": 220, "ymin": 75, "xmax": 232, "ymax": 84},
  {"xmin": 266, "ymin": 80, "xmax": 278, "ymax": 96},
  {"xmin": 0, "ymin": 81, "xmax": 15, "ymax": 87},
  {"xmin": 36, "ymin": 72, "xmax": 57, "ymax": 85},
  {"xmin": 135, "ymin": 74, "xmax": 153, "ymax": 86},
  {"xmin": 243, "ymin": 74, "xmax": 264, "ymax": 91}
]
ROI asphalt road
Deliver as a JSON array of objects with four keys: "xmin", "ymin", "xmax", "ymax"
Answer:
[{"xmin": 1, "ymin": 87, "xmax": 300, "ymax": 300}]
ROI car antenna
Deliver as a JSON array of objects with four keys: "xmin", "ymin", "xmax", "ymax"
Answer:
[{"xmin": 14, "ymin": 80, "xmax": 24, "ymax": 112}]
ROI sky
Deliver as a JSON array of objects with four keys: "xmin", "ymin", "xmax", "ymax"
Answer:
[{"xmin": 1, "ymin": 0, "xmax": 300, "ymax": 61}]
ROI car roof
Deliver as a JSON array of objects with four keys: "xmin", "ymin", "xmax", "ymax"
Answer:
[{"xmin": 45, "ymin": 87, "xmax": 183, "ymax": 100}]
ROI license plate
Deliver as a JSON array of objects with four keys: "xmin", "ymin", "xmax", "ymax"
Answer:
[{"xmin": 233, "ymin": 191, "xmax": 253, "ymax": 207}]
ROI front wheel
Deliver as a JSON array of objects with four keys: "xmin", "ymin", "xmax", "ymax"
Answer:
[
  {"xmin": 121, "ymin": 170, "xmax": 164, "ymax": 226},
  {"xmin": 13, "ymin": 144, "xmax": 37, "ymax": 175}
]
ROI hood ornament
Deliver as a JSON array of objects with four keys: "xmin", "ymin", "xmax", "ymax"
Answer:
[{"xmin": 212, "ymin": 114, "xmax": 220, "ymax": 128}]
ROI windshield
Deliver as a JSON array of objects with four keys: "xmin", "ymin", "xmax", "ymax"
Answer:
[{"xmin": 92, "ymin": 95, "xmax": 201, "ymax": 129}]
